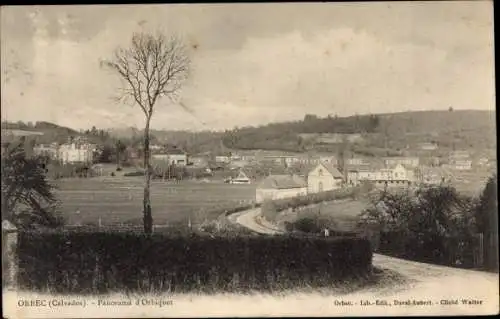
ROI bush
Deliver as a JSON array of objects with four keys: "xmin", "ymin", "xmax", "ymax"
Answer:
[
  {"xmin": 293, "ymin": 217, "xmax": 321, "ymax": 234},
  {"xmin": 17, "ymin": 232, "xmax": 372, "ymax": 294}
]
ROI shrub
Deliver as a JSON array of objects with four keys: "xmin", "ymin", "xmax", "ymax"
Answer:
[
  {"xmin": 17, "ymin": 232, "xmax": 372, "ymax": 294},
  {"xmin": 293, "ymin": 217, "xmax": 321, "ymax": 234}
]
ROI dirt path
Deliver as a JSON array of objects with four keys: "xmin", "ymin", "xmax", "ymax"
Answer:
[{"xmin": 230, "ymin": 206, "xmax": 499, "ymax": 300}]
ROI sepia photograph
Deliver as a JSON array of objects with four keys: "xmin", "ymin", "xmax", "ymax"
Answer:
[{"xmin": 1, "ymin": 2, "xmax": 498, "ymax": 318}]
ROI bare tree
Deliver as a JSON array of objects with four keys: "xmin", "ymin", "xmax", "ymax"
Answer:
[{"xmin": 103, "ymin": 31, "xmax": 190, "ymax": 234}]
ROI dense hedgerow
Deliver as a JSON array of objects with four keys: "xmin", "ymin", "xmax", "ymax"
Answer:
[
  {"xmin": 262, "ymin": 187, "xmax": 357, "ymax": 222},
  {"xmin": 17, "ymin": 232, "xmax": 372, "ymax": 294}
]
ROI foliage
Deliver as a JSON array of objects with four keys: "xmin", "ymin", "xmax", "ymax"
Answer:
[
  {"xmin": 1, "ymin": 143, "xmax": 63, "ymax": 229},
  {"xmin": 358, "ymin": 185, "xmax": 481, "ymax": 267},
  {"xmin": 474, "ymin": 174, "xmax": 498, "ymax": 271},
  {"xmin": 18, "ymin": 231, "xmax": 372, "ymax": 294}
]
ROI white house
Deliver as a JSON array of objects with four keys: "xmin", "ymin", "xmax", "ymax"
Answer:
[
  {"xmin": 215, "ymin": 155, "xmax": 231, "ymax": 164},
  {"xmin": 319, "ymin": 155, "xmax": 338, "ymax": 166},
  {"xmin": 58, "ymin": 142, "xmax": 96, "ymax": 164},
  {"xmin": 383, "ymin": 157, "xmax": 420, "ymax": 168},
  {"xmin": 347, "ymin": 164, "xmax": 414, "ymax": 188},
  {"xmin": 419, "ymin": 142, "xmax": 438, "ymax": 150},
  {"xmin": 307, "ymin": 162, "xmax": 344, "ymax": 194},
  {"xmin": 230, "ymin": 170, "xmax": 251, "ymax": 184},
  {"xmin": 346, "ymin": 157, "xmax": 370, "ymax": 166},
  {"xmin": 152, "ymin": 148, "xmax": 188, "ymax": 166},
  {"xmin": 452, "ymin": 159, "xmax": 472, "ymax": 171},
  {"xmin": 255, "ymin": 174, "xmax": 307, "ymax": 203}
]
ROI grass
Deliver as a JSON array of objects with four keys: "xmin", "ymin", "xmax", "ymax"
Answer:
[
  {"xmin": 278, "ymin": 199, "xmax": 369, "ymax": 232},
  {"xmin": 52, "ymin": 177, "xmax": 255, "ymax": 227}
]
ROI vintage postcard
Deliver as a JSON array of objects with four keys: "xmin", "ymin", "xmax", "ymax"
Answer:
[{"xmin": 1, "ymin": 2, "xmax": 498, "ymax": 318}]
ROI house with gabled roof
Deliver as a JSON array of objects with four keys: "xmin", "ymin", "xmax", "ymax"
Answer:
[
  {"xmin": 255, "ymin": 174, "xmax": 307, "ymax": 203},
  {"xmin": 307, "ymin": 162, "xmax": 344, "ymax": 194},
  {"xmin": 228, "ymin": 169, "xmax": 252, "ymax": 184}
]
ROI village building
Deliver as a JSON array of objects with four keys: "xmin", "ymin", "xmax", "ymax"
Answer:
[
  {"xmin": 151, "ymin": 148, "xmax": 188, "ymax": 166},
  {"xmin": 449, "ymin": 150, "xmax": 471, "ymax": 160},
  {"xmin": 345, "ymin": 157, "xmax": 370, "ymax": 166},
  {"xmin": 255, "ymin": 174, "xmax": 307, "ymax": 203},
  {"xmin": 418, "ymin": 142, "xmax": 439, "ymax": 151},
  {"xmin": 383, "ymin": 156, "xmax": 420, "ymax": 168},
  {"xmin": 229, "ymin": 169, "xmax": 252, "ymax": 184},
  {"xmin": 307, "ymin": 162, "xmax": 344, "ymax": 194},
  {"xmin": 319, "ymin": 155, "xmax": 338, "ymax": 166},
  {"xmin": 189, "ymin": 155, "xmax": 210, "ymax": 168},
  {"xmin": 451, "ymin": 159, "xmax": 473, "ymax": 171},
  {"xmin": 347, "ymin": 163, "xmax": 414, "ymax": 188},
  {"xmin": 58, "ymin": 140, "xmax": 96, "ymax": 164},
  {"xmin": 215, "ymin": 155, "xmax": 231, "ymax": 164}
]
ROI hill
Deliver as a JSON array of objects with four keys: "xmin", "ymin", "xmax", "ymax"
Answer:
[
  {"xmin": 3, "ymin": 110, "xmax": 495, "ymax": 156},
  {"xmin": 1, "ymin": 121, "xmax": 81, "ymax": 144},
  {"xmin": 221, "ymin": 110, "xmax": 496, "ymax": 154}
]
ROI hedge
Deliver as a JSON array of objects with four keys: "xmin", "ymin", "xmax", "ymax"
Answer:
[
  {"xmin": 262, "ymin": 187, "xmax": 358, "ymax": 222},
  {"xmin": 17, "ymin": 232, "xmax": 372, "ymax": 294}
]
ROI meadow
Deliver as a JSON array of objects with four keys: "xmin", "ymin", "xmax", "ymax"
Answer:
[
  {"xmin": 277, "ymin": 199, "xmax": 368, "ymax": 233},
  {"xmin": 52, "ymin": 177, "xmax": 255, "ymax": 227}
]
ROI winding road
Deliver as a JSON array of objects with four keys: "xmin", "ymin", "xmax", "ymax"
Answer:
[{"xmin": 229, "ymin": 206, "xmax": 499, "ymax": 313}]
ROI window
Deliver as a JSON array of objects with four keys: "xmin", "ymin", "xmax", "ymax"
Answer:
[
  {"xmin": 318, "ymin": 181, "xmax": 323, "ymax": 192},
  {"xmin": 318, "ymin": 169, "xmax": 323, "ymax": 176}
]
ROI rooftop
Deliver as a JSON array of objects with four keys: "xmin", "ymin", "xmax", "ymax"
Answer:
[{"xmin": 258, "ymin": 174, "xmax": 307, "ymax": 189}]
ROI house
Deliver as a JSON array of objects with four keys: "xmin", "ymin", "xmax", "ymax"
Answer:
[
  {"xmin": 452, "ymin": 159, "xmax": 472, "ymax": 171},
  {"xmin": 255, "ymin": 174, "xmax": 307, "ymax": 203},
  {"xmin": 383, "ymin": 157, "xmax": 420, "ymax": 168},
  {"xmin": 215, "ymin": 155, "xmax": 231, "ymax": 164},
  {"xmin": 319, "ymin": 155, "xmax": 338, "ymax": 166},
  {"xmin": 58, "ymin": 141, "xmax": 96, "ymax": 164},
  {"xmin": 152, "ymin": 148, "xmax": 188, "ymax": 166},
  {"xmin": 419, "ymin": 142, "xmax": 438, "ymax": 150},
  {"xmin": 449, "ymin": 150, "xmax": 471, "ymax": 160},
  {"xmin": 189, "ymin": 155, "xmax": 209, "ymax": 168},
  {"xmin": 348, "ymin": 164, "xmax": 414, "ymax": 188},
  {"xmin": 307, "ymin": 162, "xmax": 344, "ymax": 194},
  {"xmin": 347, "ymin": 167, "xmax": 379, "ymax": 186},
  {"xmin": 346, "ymin": 157, "xmax": 370, "ymax": 166},
  {"xmin": 229, "ymin": 170, "xmax": 252, "ymax": 184}
]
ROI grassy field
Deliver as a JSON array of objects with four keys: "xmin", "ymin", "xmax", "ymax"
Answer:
[
  {"xmin": 277, "ymin": 199, "xmax": 369, "ymax": 232},
  {"xmin": 52, "ymin": 177, "xmax": 255, "ymax": 226}
]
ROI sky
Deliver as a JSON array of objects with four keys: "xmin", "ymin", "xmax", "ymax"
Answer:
[{"xmin": 0, "ymin": 2, "xmax": 495, "ymax": 131}]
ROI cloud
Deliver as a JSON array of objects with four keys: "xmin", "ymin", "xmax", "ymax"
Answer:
[
  {"xmin": 1, "ymin": 6, "xmax": 494, "ymax": 131},
  {"xmin": 186, "ymin": 26, "xmax": 493, "ymax": 127}
]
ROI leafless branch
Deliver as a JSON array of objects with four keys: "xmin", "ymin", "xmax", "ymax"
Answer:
[{"xmin": 102, "ymin": 31, "xmax": 190, "ymax": 120}]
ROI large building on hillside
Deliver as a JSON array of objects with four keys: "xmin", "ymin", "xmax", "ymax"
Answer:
[
  {"xmin": 307, "ymin": 162, "xmax": 344, "ymax": 194},
  {"xmin": 347, "ymin": 163, "xmax": 414, "ymax": 188},
  {"xmin": 58, "ymin": 142, "xmax": 96, "ymax": 164},
  {"xmin": 255, "ymin": 174, "xmax": 307, "ymax": 203}
]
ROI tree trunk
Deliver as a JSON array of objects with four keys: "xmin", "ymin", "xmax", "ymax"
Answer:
[{"xmin": 143, "ymin": 119, "xmax": 153, "ymax": 234}]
